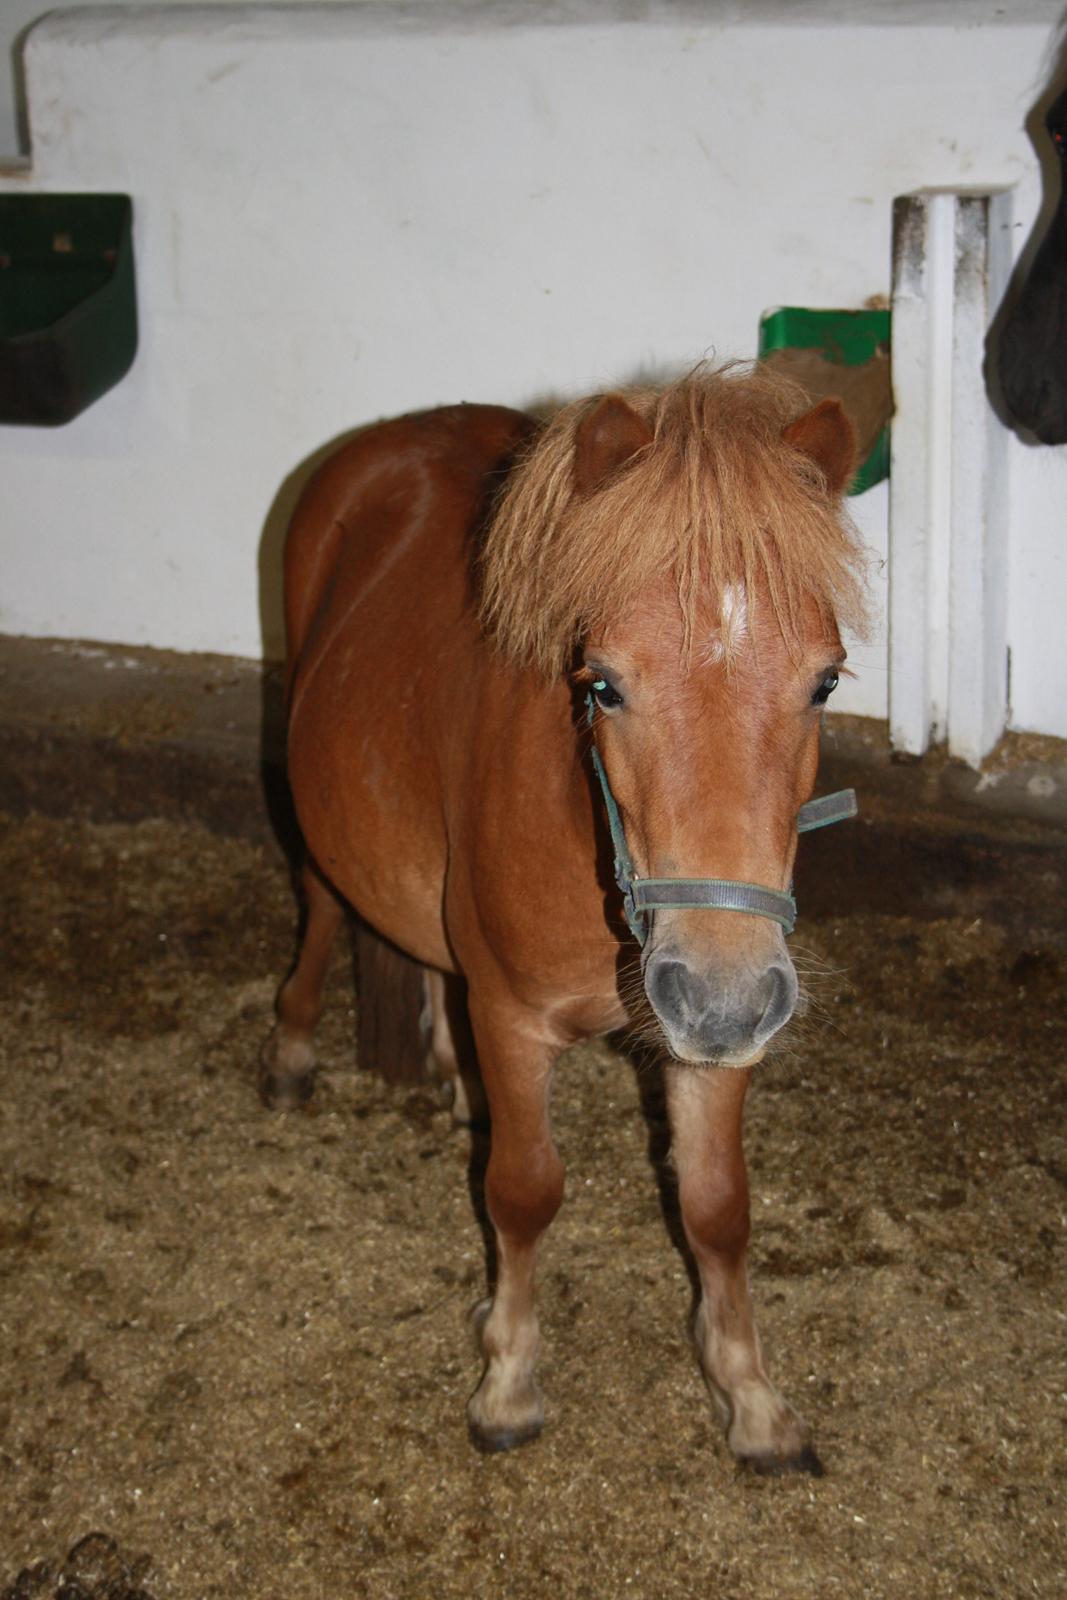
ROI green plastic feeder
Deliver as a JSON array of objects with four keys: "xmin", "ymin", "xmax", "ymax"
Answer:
[
  {"xmin": 0, "ymin": 193, "xmax": 137, "ymax": 426},
  {"xmin": 758, "ymin": 306, "xmax": 891, "ymax": 495}
]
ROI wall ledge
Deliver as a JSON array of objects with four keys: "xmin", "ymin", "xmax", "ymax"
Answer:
[{"xmin": 28, "ymin": 0, "xmax": 1067, "ymax": 52}]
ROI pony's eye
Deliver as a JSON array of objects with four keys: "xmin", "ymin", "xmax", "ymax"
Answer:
[
  {"xmin": 812, "ymin": 669, "xmax": 839, "ymax": 706},
  {"xmin": 591, "ymin": 677, "xmax": 624, "ymax": 712}
]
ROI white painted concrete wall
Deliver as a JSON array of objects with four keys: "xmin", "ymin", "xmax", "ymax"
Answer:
[{"xmin": 2, "ymin": 2, "xmax": 1065, "ymax": 737}]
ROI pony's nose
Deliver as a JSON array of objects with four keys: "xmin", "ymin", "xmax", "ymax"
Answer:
[{"xmin": 645, "ymin": 954, "xmax": 796, "ymax": 1060}]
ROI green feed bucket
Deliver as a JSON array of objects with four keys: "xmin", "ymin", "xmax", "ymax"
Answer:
[
  {"xmin": 0, "ymin": 193, "xmax": 137, "ymax": 426},
  {"xmin": 758, "ymin": 306, "xmax": 891, "ymax": 496}
]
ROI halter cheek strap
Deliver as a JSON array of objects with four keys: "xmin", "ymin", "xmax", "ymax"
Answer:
[{"xmin": 585, "ymin": 692, "xmax": 856, "ymax": 945}]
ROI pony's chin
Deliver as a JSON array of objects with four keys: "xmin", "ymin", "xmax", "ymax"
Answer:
[{"xmin": 661, "ymin": 1034, "xmax": 767, "ymax": 1071}]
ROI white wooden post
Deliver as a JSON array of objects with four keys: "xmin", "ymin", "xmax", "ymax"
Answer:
[
  {"xmin": 947, "ymin": 191, "xmax": 1013, "ymax": 767},
  {"xmin": 889, "ymin": 191, "xmax": 954, "ymax": 755},
  {"xmin": 889, "ymin": 188, "xmax": 1012, "ymax": 768}
]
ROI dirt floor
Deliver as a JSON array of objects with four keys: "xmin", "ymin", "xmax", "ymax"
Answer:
[{"xmin": 1, "ymin": 809, "xmax": 1065, "ymax": 1599}]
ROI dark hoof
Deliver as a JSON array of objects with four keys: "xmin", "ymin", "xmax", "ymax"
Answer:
[
  {"xmin": 748, "ymin": 1444, "xmax": 824, "ymax": 1478},
  {"xmin": 258, "ymin": 1068, "xmax": 317, "ymax": 1111},
  {"xmin": 467, "ymin": 1417, "xmax": 543, "ymax": 1455}
]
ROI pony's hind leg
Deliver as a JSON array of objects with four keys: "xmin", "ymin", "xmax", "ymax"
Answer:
[
  {"xmin": 465, "ymin": 996, "xmax": 564, "ymax": 1452},
  {"xmin": 260, "ymin": 857, "xmax": 344, "ymax": 1109},
  {"xmin": 424, "ymin": 970, "xmax": 486, "ymax": 1124},
  {"xmin": 665, "ymin": 1064, "xmax": 821, "ymax": 1475}
]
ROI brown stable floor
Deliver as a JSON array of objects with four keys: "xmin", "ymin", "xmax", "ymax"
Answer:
[{"xmin": 0, "ymin": 810, "xmax": 1065, "ymax": 1599}]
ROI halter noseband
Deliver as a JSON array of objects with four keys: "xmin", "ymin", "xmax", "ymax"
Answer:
[{"xmin": 585, "ymin": 692, "xmax": 856, "ymax": 945}]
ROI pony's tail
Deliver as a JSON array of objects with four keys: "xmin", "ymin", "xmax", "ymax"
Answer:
[{"xmin": 353, "ymin": 920, "xmax": 428, "ymax": 1086}]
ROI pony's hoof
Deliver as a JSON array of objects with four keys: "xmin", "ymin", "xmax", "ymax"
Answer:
[
  {"xmin": 259, "ymin": 1066, "xmax": 317, "ymax": 1110},
  {"xmin": 467, "ymin": 1414, "xmax": 543, "ymax": 1454},
  {"xmin": 259, "ymin": 1029, "xmax": 317, "ymax": 1110},
  {"xmin": 433, "ymin": 1070, "xmax": 489, "ymax": 1128},
  {"xmin": 435, "ymin": 1074, "xmax": 468, "ymax": 1122},
  {"xmin": 746, "ymin": 1444, "xmax": 824, "ymax": 1478}
]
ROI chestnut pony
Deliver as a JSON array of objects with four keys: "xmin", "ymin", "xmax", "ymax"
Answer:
[{"xmin": 263, "ymin": 366, "xmax": 864, "ymax": 1473}]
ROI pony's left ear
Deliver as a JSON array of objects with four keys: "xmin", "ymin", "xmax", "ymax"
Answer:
[
  {"xmin": 782, "ymin": 398, "xmax": 856, "ymax": 496},
  {"xmin": 573, "ymin": 394, "xmax": 654, "ymax": 496}
]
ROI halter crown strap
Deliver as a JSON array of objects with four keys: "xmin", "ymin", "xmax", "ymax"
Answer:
[
  {"xmin": 585, "ymin": 690, "xmax": 856, "ymax": 944},
  {"xmin": 797, "ymin": 789, "xmax": 858, "ymax": 832}
]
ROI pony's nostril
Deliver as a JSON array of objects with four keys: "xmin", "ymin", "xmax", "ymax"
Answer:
[
  {"xmin": 648, "ymin": 957, "xmax": 708, "ymax": 1028},
  {"xmin": 757, "ymin": 963, "xmax": 796, "ymax": 1037}
]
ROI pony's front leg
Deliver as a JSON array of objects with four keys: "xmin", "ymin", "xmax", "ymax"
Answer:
[
  {"xmin": 465, "ymin": 998, "xmax": 564, "ymax": 1452},
  {"xmin": 666, "ymin": 1064, "xmax": 821, "ymax": 1475}
]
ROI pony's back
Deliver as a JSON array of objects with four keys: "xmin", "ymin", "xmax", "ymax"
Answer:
[{"xmin": 283, "ymin": 404, "xmax": 533, "ymax": 694}]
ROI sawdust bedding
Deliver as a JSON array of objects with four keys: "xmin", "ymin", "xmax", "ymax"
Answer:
[{"xmin": 0, "ymin": 813, "xmax": 1064, "ymax": 1599}]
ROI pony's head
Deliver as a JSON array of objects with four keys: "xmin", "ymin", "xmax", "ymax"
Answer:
[{"xmin": 481, "ymin": 366, "xmax": 866, "ymax": 1065}]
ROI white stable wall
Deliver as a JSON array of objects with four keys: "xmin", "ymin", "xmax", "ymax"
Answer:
[{"xmin": 2, "ymin": 2, "xmax": 1066, "ymax": 736}]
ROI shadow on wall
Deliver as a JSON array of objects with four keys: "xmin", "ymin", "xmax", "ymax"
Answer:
[
  {"xmin": 986, "ymin": 5, "xmax": 1067, "ymax": 445},
  {"xmin": 256, "ymin": 426, "xmax": 372, "ymax": 665},
  {"xmin": 257, "ymin": 432, "xmax": 369, "ymax": 863},
  {"xmin": 255, "ymin": 435, "xmax": 368, "ymax": 872}
]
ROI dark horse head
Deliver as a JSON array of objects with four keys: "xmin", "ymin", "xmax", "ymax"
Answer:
[{"xmin": 998, "ymin": 87, "xmax": 1067, "ymax": 443}]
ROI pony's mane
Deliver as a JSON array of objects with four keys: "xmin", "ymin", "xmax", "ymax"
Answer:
[{"xmin": 478, "ymin": 363, "xmax": 868, "ymax": 674}]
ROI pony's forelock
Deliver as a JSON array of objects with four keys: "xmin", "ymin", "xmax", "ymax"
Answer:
[{"xmin": 478, "ymin": 363, "xmax": 869, "ymax": 674}]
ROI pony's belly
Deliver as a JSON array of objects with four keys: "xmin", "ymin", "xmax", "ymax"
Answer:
[{"xmin": 288, "ymin": 718, "xmax": 454, "ymax": 973}]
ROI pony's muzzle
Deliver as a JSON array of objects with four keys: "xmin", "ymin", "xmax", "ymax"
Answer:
[{"xmin": 644, "ymin": 947, "xmax": 797, "ymax": 1064}]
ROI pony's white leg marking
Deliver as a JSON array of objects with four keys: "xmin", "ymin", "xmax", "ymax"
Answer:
[
  {"xmin": 424, "ymin": 968, "xmax": 466, "ymax": 1121},
  {"xmin": 424, "ymin": 969, "xmax": 453, "ymax": 1073},
  {"xmin": 424, "ymin": 969, "xmax": 482, "ymax": 1124},
  {"xmin": 467, "ymin": 1240, "xmax": 544, "ymax": 1449},
  {"xmin": 465, "ymin": 1000, "xmax": 564, "ymax": 1450},
  {"xmin": 691, "ymin": 1271, "xmax": 813, "ymax": 1467},
  {"xmin": 666, "ymin": 1064, "xmax": 818, "ymax": 1472}
]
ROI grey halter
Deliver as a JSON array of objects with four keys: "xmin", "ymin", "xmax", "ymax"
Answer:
[{"xmin": 585, "ymin": 692, "xmax": 856, "ymax": 945}]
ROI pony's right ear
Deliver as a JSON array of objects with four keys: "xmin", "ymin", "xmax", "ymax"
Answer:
[
  {"xmin": 782, "ymin": 398, "xmax": 856, "ymax": 497},
  {"xmin": 573, "ymin": 395, "xmax": 654, "ymax": 496}
]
